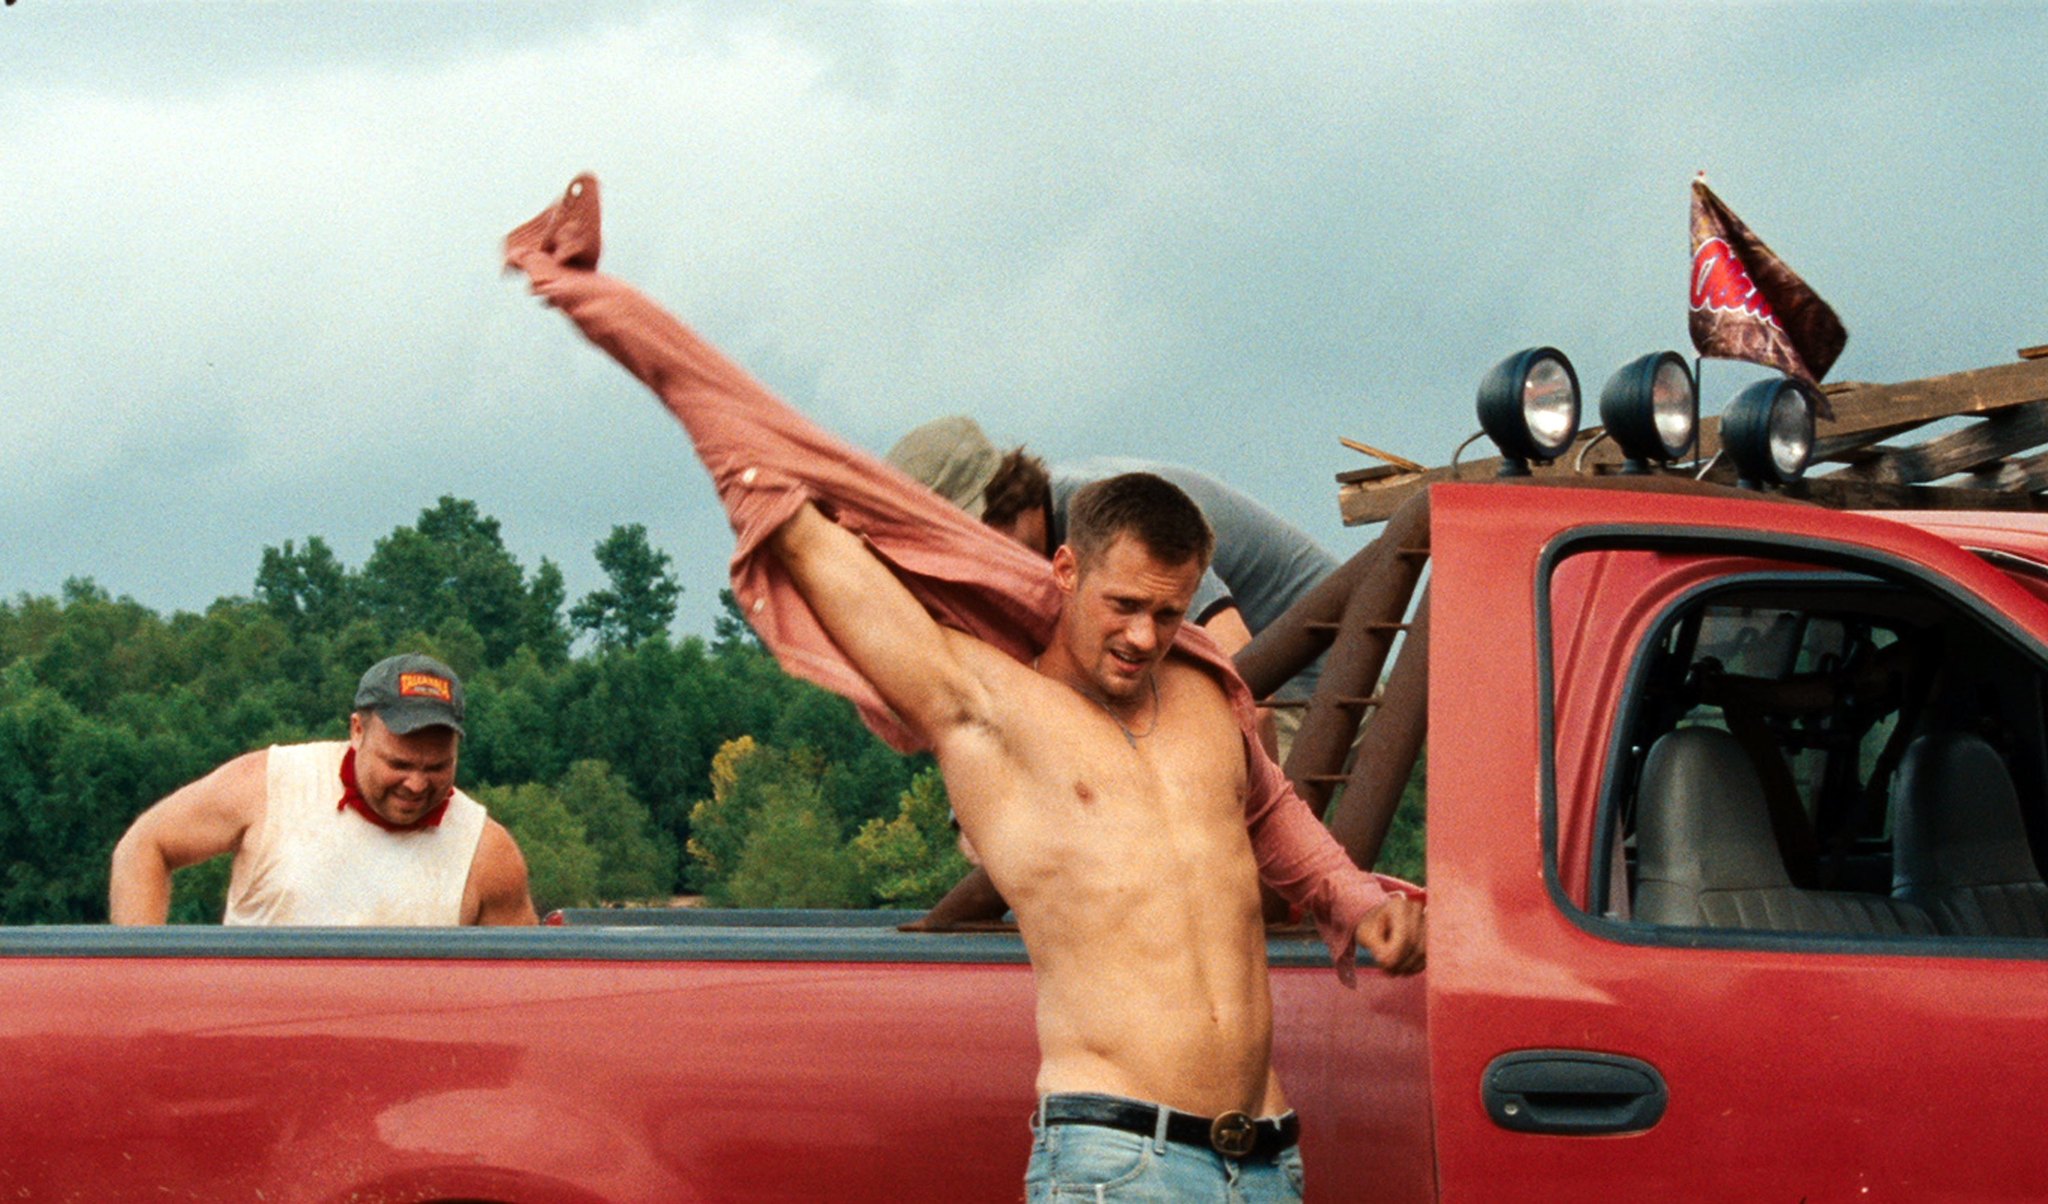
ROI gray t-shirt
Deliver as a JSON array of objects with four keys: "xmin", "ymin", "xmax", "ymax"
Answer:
[{"xmin": 1049, "ymin": 458, "xmax": 1339, "ymax": 698}]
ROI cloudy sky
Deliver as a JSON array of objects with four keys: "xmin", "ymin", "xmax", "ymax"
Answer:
[{"xmin": 5, "ymin": 2, "xmax": 2043, "ymax": 638}]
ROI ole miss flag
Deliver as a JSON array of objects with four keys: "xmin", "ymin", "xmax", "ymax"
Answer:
[{"xmin": 1689, "ymin": 177, "xmax": 1847, "ymax": 403}]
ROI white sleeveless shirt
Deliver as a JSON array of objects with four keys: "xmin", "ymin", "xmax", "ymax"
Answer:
[{"xmin": 224, "ymin": 741, "xmax": 489, "ymax": 926}]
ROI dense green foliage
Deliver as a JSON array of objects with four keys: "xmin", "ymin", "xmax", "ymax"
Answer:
[
  {"xmin": 0, "ymin": 497, "xmax": 936, "ymax": 923},
  {"xmin": 0, "ymin": 494, "xmax": 1425, "ymax": 925},
  {"xmin": 687, "ymin": 738, "xmax": 970, "ymax": 910},
  {"xmin": 1373, "ymin": 752, "xmax": 1427, "ymax": 887}
]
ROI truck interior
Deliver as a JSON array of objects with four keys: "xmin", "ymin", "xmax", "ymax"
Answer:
[{"xmin": 1595, "ymin": 562, "xmax": 2048, "ymax": 942}]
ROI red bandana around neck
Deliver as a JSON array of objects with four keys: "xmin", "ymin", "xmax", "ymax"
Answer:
[{"xmin": 337, "ymin": 746, "xmax": 450, "ymax": 831}]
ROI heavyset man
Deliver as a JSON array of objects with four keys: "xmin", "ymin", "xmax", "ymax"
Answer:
[
  {"xmin": 109, "ymin": 653, "xmax": 537, "ymax": 926},
  {"xmin": 505, "ymin": 174, "xmax": 1422, "ymax": 1201}
]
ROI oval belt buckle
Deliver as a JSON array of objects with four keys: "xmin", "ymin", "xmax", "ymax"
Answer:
[{"xmin": 1209, "ymin": 1110, "xmax": 1257, "ymax": 1157}]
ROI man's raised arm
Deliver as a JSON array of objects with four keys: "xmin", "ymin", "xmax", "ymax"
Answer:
[
  {"xmin": 767, "ymin": 503, "xmax": 992, "ymax": 749},
  {"xmin": 506, "ymin": 175, "xmax": 1056, "ymax": 752}
]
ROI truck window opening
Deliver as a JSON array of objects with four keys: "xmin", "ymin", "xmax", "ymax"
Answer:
[{"xmin": 1561, "ymin": 552, "xmax": 2048, "ymax": 946}]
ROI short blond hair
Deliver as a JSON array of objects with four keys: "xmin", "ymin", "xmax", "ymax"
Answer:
[{"xmin": 1066, "ymin": 473, "xmax": 1214, "ymax": 571}]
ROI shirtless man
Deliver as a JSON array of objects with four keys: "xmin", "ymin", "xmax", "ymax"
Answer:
[
  {"xmin": 773, "ymin": 474, "xmax": 1422, "ymax": 1199},
  {"xmin": 504, "ymin": 174, "xmax": 1423, "ymax": 1201},
  {"xmin": 886, "ymin": 416, "xmax": 1338, "ymax": 683},
  {"xmin": 109, "ymin": 653, "xmax": 536, "ymax": 926},
  {"xmin": 892, "ymin": 420, "xmax": 1343, "ymax": 768}
]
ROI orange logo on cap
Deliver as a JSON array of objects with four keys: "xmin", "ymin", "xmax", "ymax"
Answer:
[{"xmin": 398, "ymin": 673, "xmax": 453, "ymax": 702}]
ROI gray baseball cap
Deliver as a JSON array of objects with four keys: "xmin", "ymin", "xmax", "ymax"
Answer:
[
  {"xmin": 354, "ymin": 653, "xmax": 466, "ymax": 736},
  {"xmin": 885, "ymin": 415, "xmax": 1002, "ymax": 519}
]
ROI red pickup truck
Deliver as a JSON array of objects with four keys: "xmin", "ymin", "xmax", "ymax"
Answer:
[{"xmin": 6, "ymin": 480, "xmax": 2046, "ymax": 1201}]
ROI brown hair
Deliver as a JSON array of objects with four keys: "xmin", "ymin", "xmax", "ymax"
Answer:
[
  {"xmin": 980, "ymin": 448, "xmax": 1051, "ymax": 531},
  {"xmin": 1066, "ymin": 473, "xmax": 1214, "ymax": 571}
]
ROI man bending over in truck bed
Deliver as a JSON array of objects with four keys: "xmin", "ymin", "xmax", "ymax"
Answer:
[
  {"xmin": 505, "ymin": 175, "xmax": 1423, "ymax": 1202},
  {"xmin": 108, "ymin": 653, "xmax": 537, "ymax": 926}
]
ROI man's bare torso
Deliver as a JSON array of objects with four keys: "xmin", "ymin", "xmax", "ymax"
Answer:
[{"xmin": 937, "ymin": 636, "xmax": 1279, "ymax": 1117}]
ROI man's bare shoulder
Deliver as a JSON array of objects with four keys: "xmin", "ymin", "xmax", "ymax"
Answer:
[
  {"xmin": 221, "ymin": 746, "xmax": 273, "ymax": 784},
  {"xmin": 1159, "ymin": 651, "xmax": 1237, "ymax": 709},
  {"xmin": 181, "ymin": 747, "xmax": 272, "ymax": 820},
  {"xmin": 475, "ymin": 818, "xmax": 525, "ymax": 874},
  {"xmin": 114, "ymin": 746, "xmax": 270, "ymax": 879},
  {"xmin": 469, "ymin": 818, "xmax": 538, "ymax": 926}
]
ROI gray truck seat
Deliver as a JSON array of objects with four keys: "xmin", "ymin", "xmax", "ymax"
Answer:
[
  {"xmin": 1634, "ymin": 726, "xmax": 1934, "ymax": 936},
  {"xmin": 1892, "ymin": 732, "xmax": 2048, "ymax": 938}
]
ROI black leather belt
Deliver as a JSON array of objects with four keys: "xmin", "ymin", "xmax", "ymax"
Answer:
[{"xmin": 1039, "ymin": 1094, "xmax": 1299, "ymax": 1160}]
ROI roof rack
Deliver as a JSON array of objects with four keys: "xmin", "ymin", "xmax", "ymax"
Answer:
[{"xmin": 1340, "ymin": 348, "xmax": 2048, "ymax": 525}]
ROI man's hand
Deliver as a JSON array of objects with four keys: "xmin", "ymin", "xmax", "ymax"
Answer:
[{"xmin": 1356, "ymin": 894, "xmax": 1426, "ymax": 976}]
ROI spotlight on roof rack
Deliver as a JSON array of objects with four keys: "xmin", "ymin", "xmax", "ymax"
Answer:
[
  {"xmin": 1722, "ymin": 376, "xmax": 1817, "ymax": 489},
  {"xmin": 1476, "ymin": 347, "xmax": 1580, "ymax": 477},
  {"xmin": 1599, "ymin": 351, "xmax": 1698, "ymax": 473}
]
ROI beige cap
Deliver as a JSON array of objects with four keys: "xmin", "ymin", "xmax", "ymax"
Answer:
[{"xmin": 884, "ymin": 415, "xmax": 1002, "ymax": 518}]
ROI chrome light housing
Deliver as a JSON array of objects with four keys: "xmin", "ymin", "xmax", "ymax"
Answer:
[
  {"xmin": 1599, "ymin": 351, "xmax": 1697, "ymax": 472},
  {"xmin": 1722, "ymin": 377, "xmax": 1817, "ymax": 489},
  {"xmin": 1477, "ymin": 347, "xmax": 1581, "ymax": 476}
]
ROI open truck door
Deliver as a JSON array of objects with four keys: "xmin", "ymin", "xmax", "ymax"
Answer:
[{"xmin": 1427, "ymin": 480, "xmax": 2048, "ymax": 1200}]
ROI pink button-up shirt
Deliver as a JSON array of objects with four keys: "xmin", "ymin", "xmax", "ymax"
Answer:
[{"xmin": 507, "ymin": 175, "xmax": 1406, "ymax": 979}]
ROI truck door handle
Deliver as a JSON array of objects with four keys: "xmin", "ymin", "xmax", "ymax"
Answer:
[{"xmin": 1482, "ymin": 1050, "xmax": 1667, "ymax": 1136}]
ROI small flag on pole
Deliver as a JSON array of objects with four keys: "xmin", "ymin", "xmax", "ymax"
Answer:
[{"xmin": 1689, "ymin": 176, "xmax": 1847, "ymax": 411}]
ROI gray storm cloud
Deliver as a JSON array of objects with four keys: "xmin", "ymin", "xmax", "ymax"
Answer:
[{"xmin": 2, "ymin": 2, "xmax": 2041, "ymax": 635}]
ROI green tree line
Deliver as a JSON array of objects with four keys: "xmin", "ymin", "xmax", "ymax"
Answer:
[
  {"xmin": 0, "ymin": 495, "xmax": 1422, "ymax": 926},
  {"xmin": 0, "ymin": 497, "xmax": 954, "ymax": 922}
]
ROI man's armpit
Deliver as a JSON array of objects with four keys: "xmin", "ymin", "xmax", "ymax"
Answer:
[{"xmin": 930, "ymin": 628, "xmax": 1013, "ymax": 738}]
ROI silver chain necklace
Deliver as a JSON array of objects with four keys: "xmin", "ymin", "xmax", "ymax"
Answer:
[
  {"xmin": 1038, "ymin": 656, "xmax": 1160, "ymax": 748},
  {"xmin": 1096, "ymin": 673, "xmax": 1161, "ymax": 748}
]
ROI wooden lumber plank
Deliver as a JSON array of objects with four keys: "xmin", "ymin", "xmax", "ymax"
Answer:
[
  {"xmin": 1962, "ymin": 446, "xmax": 2048, "ymax": 494},
  {"xmin": 1338, "ymin": 436, "xmax": 1427, "ymax": 473},
  {"xmin": 1340, "ymin": 429, "xmax": 1677, "ymax": 524},
  {"xmin": 1759, "ymin": 470, "xmax": 2044, "ymax": 511},
  {"xmin": 1812, "ymin": 356, "xmax": 2048, "ymax": 439},
  {"xmin": 1681, "ymin": 452, "xmax": 2045, "ymax": 509},
  {"xmin": 1811, "ymin": 421, "xmax": 1940, "ymax": 460},
  {"xmin": 1827, "ymin": 401, "xmax": 2048, "ymax": 486},
  {"xmin": 1825, "ymin": 444, "xmax": 1904, "ymax": 467},
  {"xmin": 1341, "ymin": 415, "xmax": 1754, "ymax": 524},
  {"xmin": 1807, "ymin": 478, "xmax": 2044, "ymax": 511},
  {"xmin": 1334, "ymin": 463, "xmax": 1411, "ymax": 486}
]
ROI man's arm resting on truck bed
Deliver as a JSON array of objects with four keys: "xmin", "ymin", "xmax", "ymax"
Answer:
[
  {"xmin": 467, "ymin": 819, "xmax": 540, "ymax": 926},
  {"xmin": 1242, "ymin": 737, "xmax": 1426, "ymax": 980},
  {"xmin": 767, "ymin": 502, "xmax": 995, "ymax": 748},
  {"xmin": 109, "ymin": 750, "xmax": 264, "ymax": 925}
]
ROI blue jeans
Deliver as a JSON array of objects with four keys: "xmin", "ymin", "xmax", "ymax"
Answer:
[{"xmin": 1025, "ymin": 1094, "xmax": 1306, "ymax": 1203}]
